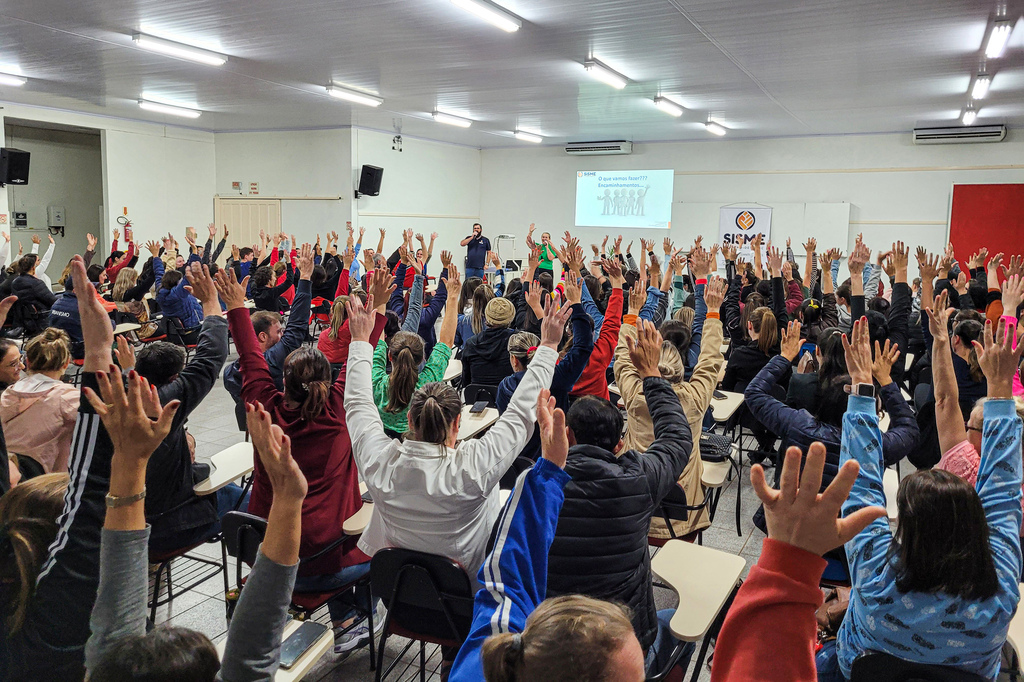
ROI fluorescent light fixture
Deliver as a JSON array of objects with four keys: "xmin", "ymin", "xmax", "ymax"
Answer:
[
  {"xmin": 971, "ymin": 74, "xmax": 991, "ymax": 99},
  {"xmin": 326, "ymin": 84, "xmax": 383, "ymax": 107},
  {"xmin": 138, "ymin": 98, "xmax": 202, "ymax": 119},
  {"xmin": 584, "ymin": 59, "xmax": 627, "ymax": 89},
  {"xmin": 961, "ymin": 107, "xmax": 978, "ymax": 125},
  {"xmin": 132, "ymin": 32, "xmax": 228, "ymax": 66},
  {"xmin": 653, "ymin": 96, "xmax": 684, "ymax": 117},
  {"xmin": 514, "ymin": 130, "xmax": 543, "ymax": 143},
  {"xmin": 985, "ymin": 21, "xmax": 1012, "ymax": 59},
  {"xmin": 433, "ymin": 111, "xmax": 472, "ymax": 128},
  {"xmin": 0, "ymin": 72, "xmax": 27, "ymax": 87},
  {"xmin": 705, "ymin": 121, "xmax": 727, "ymax": 136},
  {"xmin": 450, "ymin": 0, "xmax": 522, "ymax": 32}
]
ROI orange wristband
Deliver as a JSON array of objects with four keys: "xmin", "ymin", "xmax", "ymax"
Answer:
[
  {"xmin": 706, "ymin": 311, "xmax": 720, "ymax": 319},
  {"xmin": 623, "ymin": 313, "xmax": 638, "ymax": 326}
]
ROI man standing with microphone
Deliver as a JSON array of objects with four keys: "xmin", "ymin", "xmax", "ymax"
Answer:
[{"xmin": 460, "ymin": 222, "xmax": 491, "ymax": 280}]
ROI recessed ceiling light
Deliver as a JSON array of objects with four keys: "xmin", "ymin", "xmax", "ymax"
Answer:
[
  {"xmin": 961, "ymin": 107, "xmax": 978, "ymax": 125},
  {"xmin": 326, "ymin": 84, "xmax": 383, "ymax": 107},
  {"xmin": 139, "ymin": 97, "xmax": 202, "ymax": 119},
  {"xmin": 583, "ymin": 59, "xmax": 627, "ymax": 89},
  {"xmin": 132, "ymin": 32, "xmax": 228, "ymax": 66},
  {"xmin": 0, "ymin": 72, "xmax": 27, "ymax": 87},
  {"xmin": 985, "ymin": 20, "xmax": 1012, "ymax": 59},
  {"xmin": 653, "ymin": 96, "xmax": 684, "ymax": 117},
  {"xmin": 450, "ymin": 0, "xmax": 522, "ymax": 32},
  {"xmin": 705, "ymin": 121, "xmax": 727, "ymax": 136},
  {"xmin": 433, "ymin": 111, "xmax": 473, "ymax": 128},
  {"xmin": 971, "ymin": 74, "xmax": 991, "ymax": 100},
  {"xmin": 514, "ymin": 130, "xmax": 543, "ymax": 143}
]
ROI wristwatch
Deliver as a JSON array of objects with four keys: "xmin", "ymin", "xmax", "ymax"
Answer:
[{"xmin": 850, "ymin": 383, "xmax": 875, "ymax": 398}]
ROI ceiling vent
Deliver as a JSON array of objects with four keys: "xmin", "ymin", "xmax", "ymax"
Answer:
[
  {"xmin": 565, "ymin": 140, "xmax": 633, "ymax": 155},
  {"xmin": 912, "ymin": 125, "xmax": 1006, "ymax": 145}
]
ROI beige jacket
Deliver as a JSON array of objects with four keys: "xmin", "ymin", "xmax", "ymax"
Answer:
[{"xmin": 614, "ymin": 317, "xmax": 725, "ymax": 538}]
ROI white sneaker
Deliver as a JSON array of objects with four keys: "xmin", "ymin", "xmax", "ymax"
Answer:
[{"xmin": 333, "ymin": 602, "xmax": 386, "ymax": 656}]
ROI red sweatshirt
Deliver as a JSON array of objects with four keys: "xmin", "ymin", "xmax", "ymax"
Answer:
[
  {"xmin": 228, "ymin": 305, "xmax": 385, "ymax": 576},
  {"xmin": 570, "ymin": 288, "xmax": 623, "ymax": 400},
  {"xmin": 270, "ymin": 248, "xmax": 296, "ymax": 304},
  {"xmin": 105, "ymin": 240, "xmax": 135, "ymax": 282},
  {"xmin": 710, "ymin": 538, "xmax": 826, "ymax": 682}
]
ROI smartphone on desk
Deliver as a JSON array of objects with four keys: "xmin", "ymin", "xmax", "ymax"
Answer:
[
  {"xmin": 279, "ymin": 620, "xmax": 329, "ymax": 669},
  {"xmin": 713, "ymin": 390, "xmax": 727, "ymax": 400},
  {"xmin": 470, "ymin": 400, "xmax": 489, "ymax": 414}
]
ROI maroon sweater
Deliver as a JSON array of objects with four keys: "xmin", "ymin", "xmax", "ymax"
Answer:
[{"xmin": 228, "ymin": 306, "xmax": 385, "ymax": 576}]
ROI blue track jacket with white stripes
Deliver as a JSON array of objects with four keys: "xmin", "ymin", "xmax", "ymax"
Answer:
[{"xmin": 448, "ymin": 457, "xmax": 571, "ymax": 682}]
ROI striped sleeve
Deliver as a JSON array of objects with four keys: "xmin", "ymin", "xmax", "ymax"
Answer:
[{"xmin": 448, "ymin": 458, "xmax": 570, "ymax": 682}]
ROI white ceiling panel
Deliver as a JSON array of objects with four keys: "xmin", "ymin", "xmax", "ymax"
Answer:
[{"xmin": 0, "ymin": 0, "xmax": 1021, "ymax": 146}]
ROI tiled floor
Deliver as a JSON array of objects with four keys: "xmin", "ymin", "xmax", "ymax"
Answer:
[{"xmin": 162, "ymin": 350, "xmax": 782, "ymax": 682}]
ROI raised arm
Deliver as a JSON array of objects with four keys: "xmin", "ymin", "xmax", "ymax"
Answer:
[
  {"xmin": 449, "ymin": 393, "xmax": 571, "ymax": 682},
  {"xmin": 37, "ymin": 235, "xmax": 56, "ymax": 277},
  {"xmin": 926, "ymin": 291, "xmax": 968, "ymax": 455},
  {"xmin": 972, "ymin": 317, "xmax": 1024, "ymax": 589},
  {"xmin": 436, "ymin": 266, "xmax": 461, "ymax": 348}
]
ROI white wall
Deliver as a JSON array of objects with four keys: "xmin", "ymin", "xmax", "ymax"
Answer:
[
  {"xmin": 214, "ymin": 130, "xmax": 351, "ymax": 244},
  {"xmin": 354, "ymin": 128, "xmax": 480, "ymax": 269},
  {"xmin": 104, "ymin": 128, "xmax": 215, "ymax": 250},
  {"xmin": 4, "ymin": 125, "xmax": 102, "ymax": 276},
  {"xmin": 479, "ymin": 132, "xmax": 1024, "ymax": 277},
  {"xmin": 0, "ymin": 103, "xmax": 216, "ymax": 257}
]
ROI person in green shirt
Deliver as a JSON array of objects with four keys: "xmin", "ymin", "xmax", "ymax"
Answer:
[
  {"xmin": 527, "ymin": 223, "xmax": 557, "ymax": 275},
  {"xmin": 371, "ymin": 266, "xmax": 461, "ymax": 435}
]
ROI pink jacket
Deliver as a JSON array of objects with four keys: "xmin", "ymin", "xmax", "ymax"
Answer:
[{"xmin": 0, "ymin": 374, "xmax": 80, "ymax": 473}]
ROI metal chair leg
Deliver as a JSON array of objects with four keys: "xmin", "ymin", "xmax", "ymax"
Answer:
[
  {"xmin": 420, "ymin": 641, "xmax": 426, "ymax": 682},
  {"xmin": 688, "ymin": 635, "xmax": 713, "ymax": 682}
]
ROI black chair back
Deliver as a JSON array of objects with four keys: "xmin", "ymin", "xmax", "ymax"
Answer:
[
  {"xmin": 463, "ymin": 383, "xmax": 497, "ymax": 407},
  {"xmin": 221, "ymin": 511, "xmax": 267, "ymax": 588},
  {"xmin": 370, "ymin": 548, "xmax": 475, "ymax": 646},
  {"xmin": 850, "ymin": 652, "xmax": 987, "ymax": 681}
]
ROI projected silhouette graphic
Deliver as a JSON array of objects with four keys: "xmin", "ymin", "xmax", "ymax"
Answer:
[{"xmin": 597, "ymin": 188, "xmax": 613, "ymax": 215}]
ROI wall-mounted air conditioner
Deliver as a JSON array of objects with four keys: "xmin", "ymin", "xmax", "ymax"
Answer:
[
  {"xmin": 912, "ymin": 125, "xmax": 1006, "ymax": 144},
  {"xmin": 564, "ymin": 140, "xmax": 633, "ymax": 155}
]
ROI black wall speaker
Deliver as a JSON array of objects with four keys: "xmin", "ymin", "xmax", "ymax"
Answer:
[
  {"xmin": 0, "ymin": 148, "xmax": 30, "ymax": 187},
  {"xmin": 356, "ymin": 164, "xmax": 383, "ymax": 197}
]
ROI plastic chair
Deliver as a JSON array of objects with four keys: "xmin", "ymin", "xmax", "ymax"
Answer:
[
  {"xmin": 369, "ymin": 548, "xmax": 475, "ymax": 682},
  {"xmin": 165, "ymin": 317, "xmax": 200, "ymax": 361},
  {"xmin": 849, "ymin": 652, "xmax": 987, "ymax": 681},
  {"xmin": 221, "ymin": 511, "xmax": 377, "ymax": 670},
  {"xmin": 148, "ymin": 539, "xmax": 225, "ymax": 625}
]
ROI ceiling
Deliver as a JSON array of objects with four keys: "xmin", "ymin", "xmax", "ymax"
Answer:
[{"xmin": 0, "ymin": 0, "xmax": 1023, "ymax": 147}]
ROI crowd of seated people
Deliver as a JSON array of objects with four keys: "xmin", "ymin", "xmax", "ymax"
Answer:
[{"xmin": 0, "ymin": 216, "xmax": 1021, "ymax": 682}]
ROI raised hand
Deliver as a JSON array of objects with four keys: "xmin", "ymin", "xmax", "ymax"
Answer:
[
  {"xmin": 704, "ymin": 276, "xmax": 726, "ymax": 313},
  {"xmin": 1002, "ymin": 274, "xmax": 1024, "ymax": 315},
  {"xmin": 70, "ymin": 255, "xmax": 114, "ymax": 370},
  {"xmin": 31, "ymin": 235, "xmax": 40, "ymax": 245},
  {"xmin": 781, "ymin": 260, "xmax": 794, "ymax": 281},
  {"xmin": 346, "ymin": 291, "xmax": 377, "ymax": 343},
  {"xmin": 803, "ymin": 237, "xmax": 817, "ymax": 254},
  {"xmin": 767, "ymin": 245, "xmax": 783, "ymax": 277},
  {"xmin": 525, "ymin": 279, "xmax": 543, "ymax": 314},
  {"xmin": 954, "ymin": 271, "xmax": 968, "ymax": 295},
  {"xmin": 603, "ymin": 257, "xmax": 624, "ymax": 287},
  {"xmin": 974, "ymin": 317, "xmax": 1024, "ymax": 398},
  {"xmin": 145, "ymin": 240, "xmax": 161, "ymax": 257},
  {"xmin": 114, "ymin": 334, "xmax": 136, "ymax": 371},
  {"xmin": 537, "ymin": 389, "xmax": 568, "ymax": 470},
  {"xmin": 297, "ymin": 243, "xmax": 315, "ymax": 280},
  {"xmin": 539, "ymin": 297, "xmax": 572, "ymax": 349},
  {"xmin": 751, "ymin": 441, "xmax": 885, "ymax": 556},
  {"xmin": 924, "ymin": 290, "xmax": 953, "ymax": 341},
  {"xmin": 841, "ymin": 316, "xmax": 873, "ymax": 385},
  {"xmin": 872, "ymin": 339, "xmax": 900, "ymax": 386},
  {"xmin": 84, "ymin": 368, "xmax": 180, "ymax": 465},
  {"xmin": 367, "ymin": 267, "xmax": 396, "ymax": 310},
  {"xmin": 563, "ymin": 276, "xmax": 582, "ymax": 305},
  {"xmin": 1002, "ymin": 254, "xmax": 1024, "ymax": 281},
  {"xmin": 663, "ymin": 237, "xmax": 673, "ymax": 256},
  {"xmin": 440, "ymin": 250, "xmax": 453, "ymax": 269},
  {"xmin": 780, "ymin": 320, "xmax": 803, "ymax": 361},
  {"xmin": 847, "ymin": 241, "xmax": 870, "ymax": 276},
  {"xmin": 213, "ymin": 268, "xmax": 250, "ymax": 311},
  {"xmin": 628, "ymin": 279, "xmax": 646, "ymax": 314},
  {"xmin": 443, "ymin": 264, "xmax": 461, "ymax": 299},
  {"xmin": 625, "ymin": 319, "xmax": 663, "ymax": 378}
]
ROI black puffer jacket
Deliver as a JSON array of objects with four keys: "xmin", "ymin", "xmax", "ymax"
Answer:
[
  {"xmin": 461, "ymin": 326, "xmax": 516, "ymax": 387},
  {"xmin": 546, "ymin": 377, "xmax": 692, "ymax": 651}
]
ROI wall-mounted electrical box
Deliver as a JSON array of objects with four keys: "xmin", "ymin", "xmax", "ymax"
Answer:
[
  {"xmin": 47, "ymin": 205, "xmax": 65, "ymax": 227},
  {"xmin": 13, "ymin": 212, "xmax": 27, "ymax": 228}
]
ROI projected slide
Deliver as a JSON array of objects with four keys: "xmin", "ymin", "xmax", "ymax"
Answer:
[{"xmin": 575, "ymin": 169, "xmax": 674, "ymax": 229}]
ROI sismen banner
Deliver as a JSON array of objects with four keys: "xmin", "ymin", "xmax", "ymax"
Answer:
[{"xmin": 718, "ymin": 206, "xmax": 771, "ymax": 268}]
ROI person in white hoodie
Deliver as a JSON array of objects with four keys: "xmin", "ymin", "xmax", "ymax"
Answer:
[
  {"xmin": 0, "ymin": 328, "xmax": 79, "ymax": 476},
  {"xmin": 345, "ymin": 279, "xmax": 569, "ymax": 584}
]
